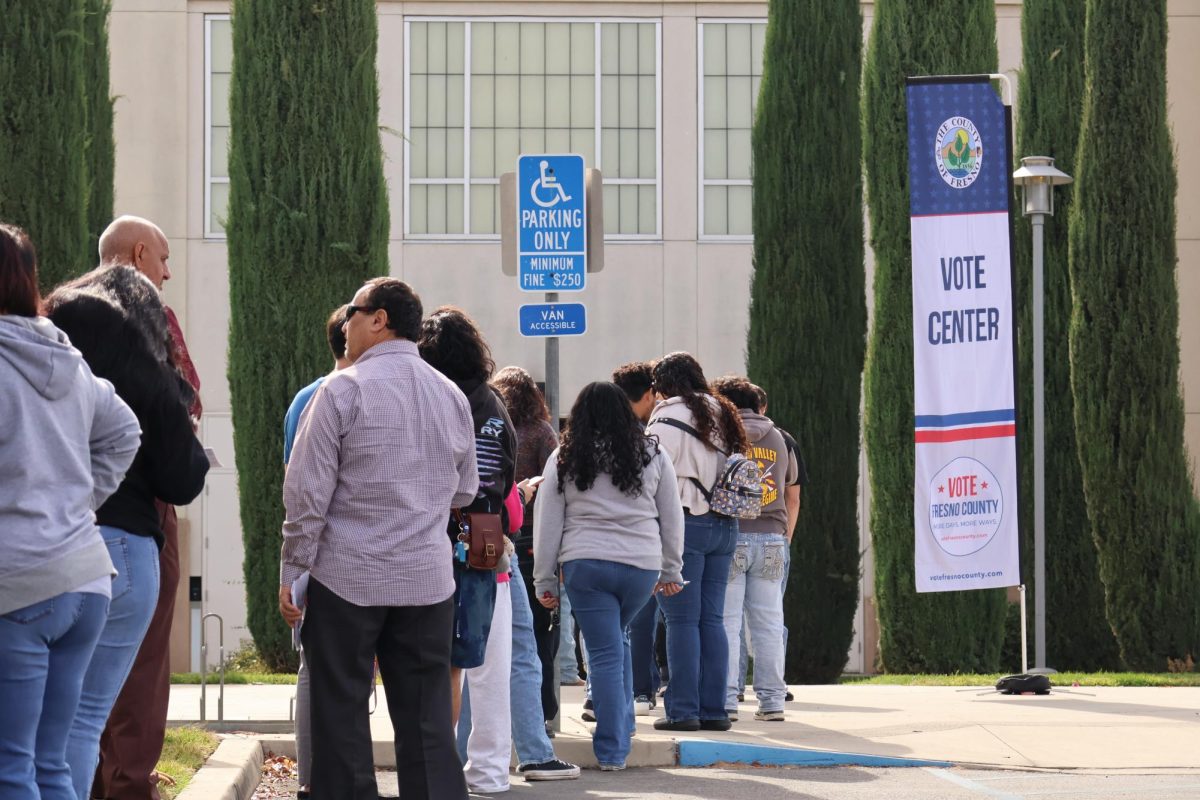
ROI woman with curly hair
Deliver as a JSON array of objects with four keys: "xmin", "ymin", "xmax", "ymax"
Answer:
[
  {"xmin": 647, "ymin": 352, "xmax": 749, "ymax": 732},
  {"xmin": 418, "ymin": 307, "xmax": 517, "ymax": 793},
  {"xmin": 533, "ymin": 382, "xmax": 684, "ymax": 771},
  {"xmin": 490, "ymin": 367, "xmax": 563, "ymax": 717}
]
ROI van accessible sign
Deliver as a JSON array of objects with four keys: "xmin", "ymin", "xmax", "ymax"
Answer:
[
  {"xmin": 519, "ymin": 303, "xmax": 586, "ymax": 337},
  {"xmin": 518, "ymin": 154, "xmax": 586, "ymax": 292},
  {"xmin": 906, "ymin": 77, "xmax": 1020, "ymax": 594}
]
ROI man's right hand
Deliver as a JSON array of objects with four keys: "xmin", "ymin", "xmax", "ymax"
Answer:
[{"xmin": 279, "ymin": 586, "xmax": 303, "ymax": 626}]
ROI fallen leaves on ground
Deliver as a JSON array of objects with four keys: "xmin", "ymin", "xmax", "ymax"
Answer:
[{"xmin": 252, "ymin": 752, "xmax": 300, "ymax": 799}]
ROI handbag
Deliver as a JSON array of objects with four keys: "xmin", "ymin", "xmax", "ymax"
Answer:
[{"xmin": 454, "ymin": 509, "xmax": 505, "ymax": 571}]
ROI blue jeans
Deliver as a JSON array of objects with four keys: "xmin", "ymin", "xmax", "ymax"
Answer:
[
  {"xmin": 555, "ymin": 588, "xmax": 580, "ymax": 680},
  {"xmin": 459, "ymin": 554, "xmax": 556, "ymax": 768},
  {"xmin": 657, "ymin": 512, "xmax": 738, "ymax": 722},
  {"xmin": 67, "ymin": 529, "xmax": 160, "ymax": 800},
  {"xmin": 628, "ymin": 592, "xmax": 659, "ymax": 698},
  {"xmin": 0, "ymin": 591, "xmax": 109, "ymax": 800},
  {"xmin": 563, "ymin": 560, "xmax": 657, "ymax": 769},
  {"xmin": 723, "ymin": 533, "xmax": 788, "ymax": 712}
]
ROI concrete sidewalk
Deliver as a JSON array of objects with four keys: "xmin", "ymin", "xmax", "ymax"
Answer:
[{"xmin": 169, "ymin": 683, "xmax": 1200, "ymax": 771}]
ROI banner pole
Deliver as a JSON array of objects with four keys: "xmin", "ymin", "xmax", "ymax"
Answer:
[{"xmin": 1019, "ymin": 585, "xmax": 1028, "ymax": 674}]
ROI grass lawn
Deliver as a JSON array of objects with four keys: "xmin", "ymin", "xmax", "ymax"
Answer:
[
  {"xmin": 840, "ymin": 672, "xmax": 1200, "ymax": 687},
  {"xmin": 155, "ymin": 727, "xmax": 219, "ymax": 799},
  {"xmin": 171, "ymin": 671, "xmax": 298, "ymax": 685}
]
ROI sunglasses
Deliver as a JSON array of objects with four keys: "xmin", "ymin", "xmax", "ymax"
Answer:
[{"xmin": 347, "ymin": 304, "xmax": 377, "ymax": 318}]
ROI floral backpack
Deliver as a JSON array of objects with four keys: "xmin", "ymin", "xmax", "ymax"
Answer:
[{"xmin": 648, "ymin": 417, "xmax": 763, "ymax": 520}]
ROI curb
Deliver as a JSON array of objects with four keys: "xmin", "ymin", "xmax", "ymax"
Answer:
[
  {"xmin": 677, "ymin": 739, "xmax": 954, "ymax": 769},
  {"xmin": 176, "ymin": 738, "xmax": 263, "ymax": 800}
]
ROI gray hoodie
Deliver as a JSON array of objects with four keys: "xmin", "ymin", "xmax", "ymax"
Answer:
[{"xmin": 0, "ymin": 315, "xmax": 141, "ymax": 614}]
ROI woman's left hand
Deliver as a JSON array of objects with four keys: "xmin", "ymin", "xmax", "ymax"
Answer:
[
  {"xmin": 654, "ymin": 581, "xmax": 684, "ymax": 597},
  {"xmin": 538, "ymin": 591, "xmax": 560, "ymax": 609}
]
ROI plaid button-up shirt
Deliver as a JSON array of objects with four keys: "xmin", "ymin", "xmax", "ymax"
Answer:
[{"xmin": 280, "ymin": 338, "xmax": 478, "ymax": 607}]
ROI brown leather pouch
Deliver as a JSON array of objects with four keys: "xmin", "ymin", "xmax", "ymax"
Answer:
[{"xmin": 455, "ymin": 510, "xmax": 504, "ymax": 571}]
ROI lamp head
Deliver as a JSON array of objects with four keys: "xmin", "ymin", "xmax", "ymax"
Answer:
[{"xmin": 1012, "ymin": 156, "xmax": 1073, "ymax": 217}]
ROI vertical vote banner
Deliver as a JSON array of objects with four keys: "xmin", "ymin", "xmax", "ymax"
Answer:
[{"xmin": 906, "ymin": 77, "xmax": 1019, "ymax": 593}]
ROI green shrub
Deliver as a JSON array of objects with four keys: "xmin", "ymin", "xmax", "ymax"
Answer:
[
  {"xmin": 748, "ymin": 0, "xmax": 865, "ymax": 684},
  {"xmin": 1067, "ymin": 0, "xmax": 1200, "ymax": 670},
  {"xmin": 0, "ymin": 0, "xmax": 89, "ymax": 290},
  {"xmin": 227, "ymin": 0, "xmax": 389, "ymax": 670},
  {"xmin": 861, "ymin": 0, "xmax": 1007, "ymax": 672}
]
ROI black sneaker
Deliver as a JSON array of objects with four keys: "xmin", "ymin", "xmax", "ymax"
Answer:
[
  {"xmin": 519, "ymin": 759, "xmax": 581, "ymax": 781},
  {"xmin": 785, "ymin": 690, "xmax": 794, "ymax": 702},
  {"xmin": 700, "ymin": 718, "xmax": 732, "ymax": 731}
]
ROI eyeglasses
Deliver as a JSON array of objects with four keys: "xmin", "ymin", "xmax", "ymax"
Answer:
[{"xmin": 347, "ymin": 304, "xmax": 377, "ymax": 318}]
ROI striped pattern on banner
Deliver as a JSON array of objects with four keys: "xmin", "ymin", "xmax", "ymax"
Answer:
[{"xmin": 913, "ymin": 408, "xmax": 1016, "ymax": 443}]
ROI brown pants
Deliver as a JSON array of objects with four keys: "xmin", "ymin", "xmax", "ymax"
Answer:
[{"xmin": 92, "ymin": 504, "xmax": 180, "ymax": 800}]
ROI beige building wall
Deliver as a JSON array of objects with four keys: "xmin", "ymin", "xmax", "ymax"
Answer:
[{"xmin": 108, "ymin": 0, "xmax": 1200, "ymax": 671}]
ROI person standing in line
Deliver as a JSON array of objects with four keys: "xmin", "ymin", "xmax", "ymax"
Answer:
[
  {"xmin": 417, "ymin": 307, "xmax": 515, "ymax": 761},
  {"xmin": 753, "ymin": 384, "xmax": 806, "ymax": 703},
  {"xmin": 711, "ymin": 376, "xmax": 799, "ymax": 722},
  {"xmin": 45, "ymin": 262, "xmax": 210, "ymax": 800},
  {"xmin": 647, "ymin": 353, "xmax": 749, "ymax": 732},
  {"xmin": 281, "ymin": 304, "xmax": 351, "ymax": 800},
  {"xmin": 279, "ymin": 278, "xmax": 478, "ymax": 800},
  {"xmin": 612, "ymin": 361, "xmax": 664, "ymax": 715},
  {"xmin": 534, "ymin": 382, "xmax": 685, "ymax": 771},
  {"xmin": 0, "ymin": 224, "xmax": 141, "ymax": 799},
  {"xmin": 89, "ymin": 215, "xmax": 204, "ymax": 800},
  {"xmin": 482, "ymin": 367, "xmax": 581, "ymax": 782},
  {"xmin": 490, "ymin": 366, "xmax": 565, "ymax": 719}
]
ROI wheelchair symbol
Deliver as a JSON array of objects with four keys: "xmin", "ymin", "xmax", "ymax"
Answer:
[{"xmin": 530, "ymin": 160, "xmax": 572, "ymax": 208}]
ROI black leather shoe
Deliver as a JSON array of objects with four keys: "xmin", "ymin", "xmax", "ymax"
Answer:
[{"xmin": 654, "ymin": 717, "xmax": 700, "ymax": 731}]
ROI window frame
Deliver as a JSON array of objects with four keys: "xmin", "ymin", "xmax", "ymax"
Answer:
[
  {"xmin": 204, "ymin": 14, "xmax": 231, "ymax": 240},
  {"xmin": 697, "ymin": 17, "xmax": 766, "ymax": 243},
  {"xmin": 403, "ymin": 16, "xmax": 663, "ymax": 242}
]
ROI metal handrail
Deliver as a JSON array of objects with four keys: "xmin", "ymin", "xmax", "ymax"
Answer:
[{"xmin": 200, "ymin": 612, "xmax": 225, "ymax": 722}]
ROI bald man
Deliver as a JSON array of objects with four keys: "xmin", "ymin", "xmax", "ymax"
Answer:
[{"xmin": 92, "ymin": 215, "xmax": 201, "ymax": 800}]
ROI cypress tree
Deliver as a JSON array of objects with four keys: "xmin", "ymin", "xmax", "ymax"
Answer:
[
  {"xmin": 862, "ymin": 0, "xmax": 1008, "ymax": 672},
  {"xmin": 747, "ymin": 0, "xmax": 865, "ymax": 683},
  {"xmin": 83, "ymin": 0, "xmax": 114, "ymax": 260},
  {"xmin": 1067, "ymin": 0, "xmax": 1200, "ymax": 670},
  {"xmin": 1014, "ymin": 0, "xmax": 1119, "ymax": 670},
  {"xmin": 227, "ymin": 0, "xmax": 389, "ymax": 670},
  {"xmin": 0, "ymin": 0, "xmax": 89, "ymax": 291}
]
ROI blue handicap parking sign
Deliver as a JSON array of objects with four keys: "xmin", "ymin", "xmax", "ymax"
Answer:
[
  {"xmin": 519, "ymin": 303, "xmax": 587, "ymax": 337},
  {"xmin": 517, "ymin": 154, "xmax": 586, "ymax": 292}
]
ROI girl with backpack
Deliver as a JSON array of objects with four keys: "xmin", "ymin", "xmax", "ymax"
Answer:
[{"xmin": 646, "ymin": 352, "xmax": 749, "ymax": 731}]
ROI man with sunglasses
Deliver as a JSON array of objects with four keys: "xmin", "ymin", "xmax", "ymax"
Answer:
[{"xmin": 279, "ymin": 278, "xmax": 479, "ymax": 800}]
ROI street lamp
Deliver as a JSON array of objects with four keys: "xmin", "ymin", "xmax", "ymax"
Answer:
[{"xmin": 1012, "ymin": 155, "xmax": 1073, "ymax": 674}]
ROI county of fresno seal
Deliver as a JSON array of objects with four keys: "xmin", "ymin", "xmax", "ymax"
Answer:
[{"xmin": 935, "ymin": 116, "xmax": 983, "ymax": 189}]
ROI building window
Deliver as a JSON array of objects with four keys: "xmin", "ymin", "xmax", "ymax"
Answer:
[
  {"xmin": 699, "ymin": 20, "xmax": 766, "ymax": 239},
  {"xmin": 406, "ymin": 19, "xmax": 660, "ymax": 239},
  {"xmin": 205, "ymin": 15, "xmax": 232, "ymax": 239}
]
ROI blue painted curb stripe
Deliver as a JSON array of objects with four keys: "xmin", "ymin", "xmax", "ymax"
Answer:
[{"xmin": 677, "ymin": 740, "xmax": 953, "ymax": 769}]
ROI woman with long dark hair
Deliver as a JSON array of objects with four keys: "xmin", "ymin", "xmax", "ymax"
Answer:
[
  {"xmin": 534, "ymin": 382, "xmax": 684, "ymax": 771},
  {"xmin": 0, "ymin": 224, "xmax": 140, "ymax": 798},
  {"xmin": 647, "ymin": 352, "xmax": 749, "ymax": 731},
  {"xmin": 418, "ymin": 307, "xmax": 517, "ymax": 793},
  {"xmin": 491, "ymin": 366, "xmax": 561, "ymax": 718},
  {"xmin": 44, "ymin": 264, "xmax": 210, "ymax": 798}
]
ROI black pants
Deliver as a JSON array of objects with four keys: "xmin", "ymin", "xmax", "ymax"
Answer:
[
  {"xmin": 517, "ymin": 554, "xmax": 560, "ymax": 721},
  {"xmin": 303, "ymin": 579, "xmax": 467, "ymax": 800}
]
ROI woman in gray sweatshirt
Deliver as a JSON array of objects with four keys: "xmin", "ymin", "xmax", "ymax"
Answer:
[
  {"xmin": 0, "ymin": 224, "xmax": 141, "ymax": 797},
  {"xmin": 533, "ymin": 382, "xmax": 685, "ymax": 770}
]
